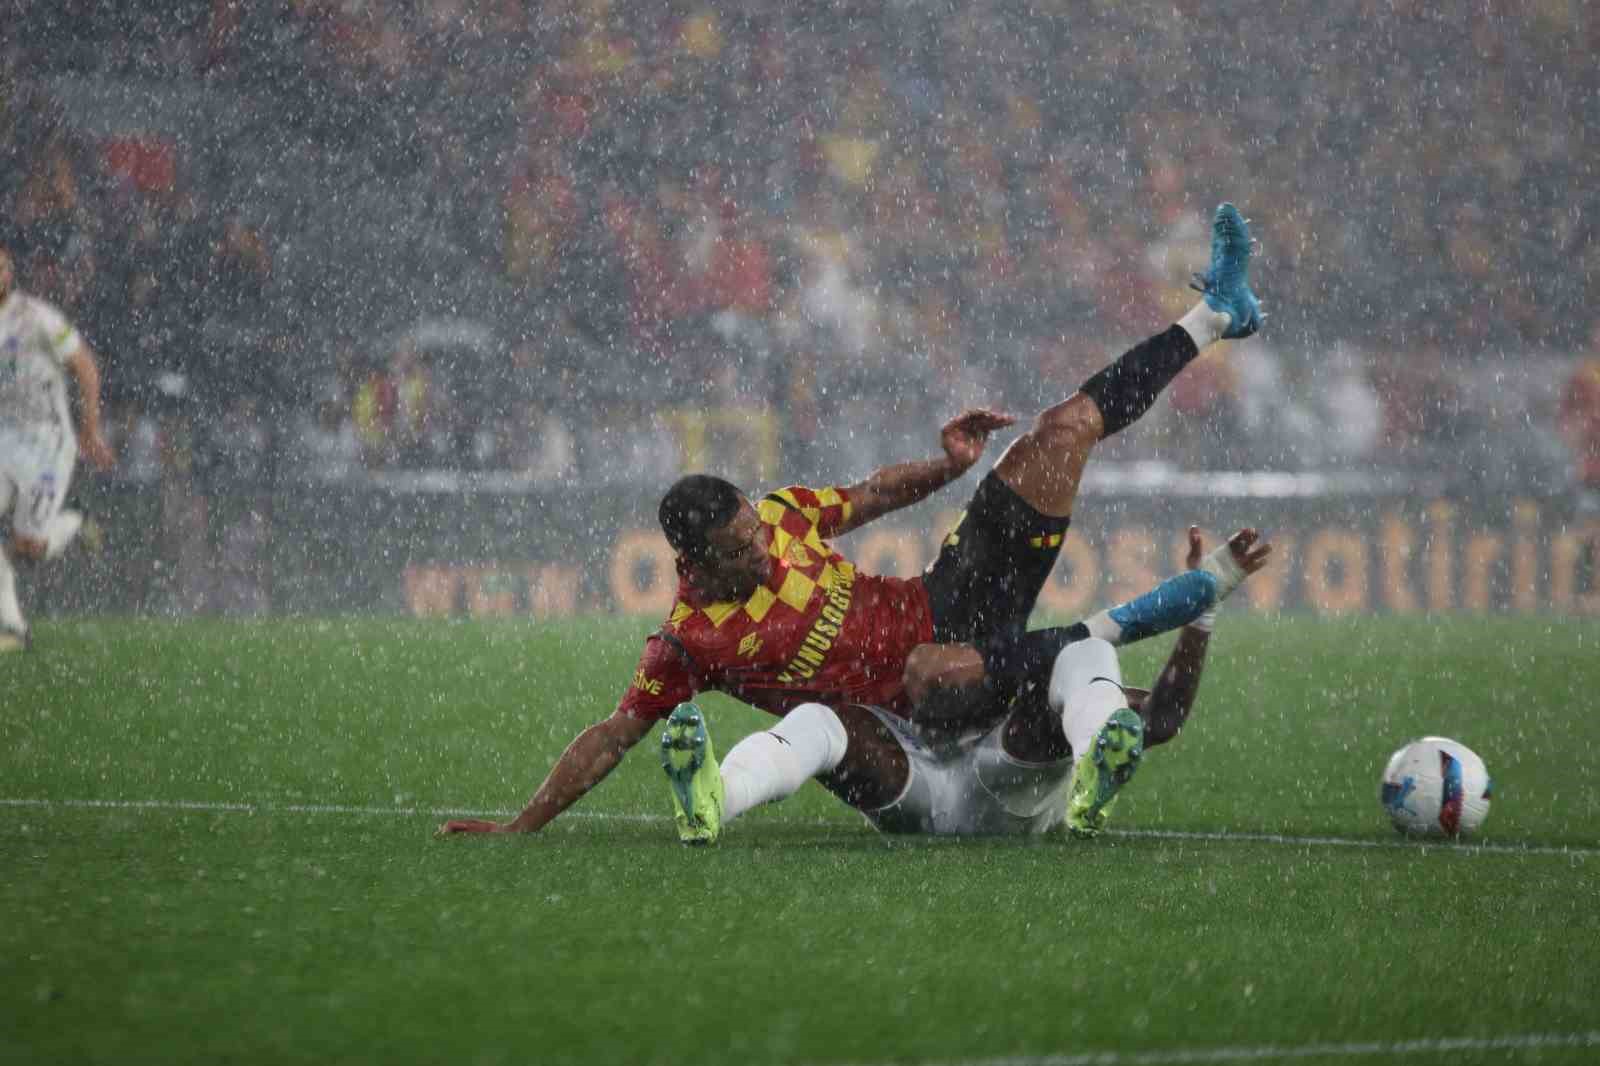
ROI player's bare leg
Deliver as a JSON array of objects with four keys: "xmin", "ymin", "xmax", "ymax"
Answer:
[
  {"xmin": 0, "ymin": 542, "xmax": 27, "ymax": 651},
  {"xmin": 993, "ymin": 203, "xmax": 1260, "ymax": 519},
  {"xmin": 0, "ymin": 526, "xmax": 81, "ymax": 651}
]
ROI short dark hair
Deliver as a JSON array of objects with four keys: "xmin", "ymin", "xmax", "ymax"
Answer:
[{"xmin": 659, "ymin": 475, "xmax": 742, "ymax": 561}]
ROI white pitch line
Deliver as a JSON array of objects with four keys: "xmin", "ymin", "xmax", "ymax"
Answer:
[
  {"xmin": 0, "ymin": 796, "xmax": 661, "ymax": 823},
  {"xmin": 847, "ymin": 1031, "xmax": 1600, "ymax": 1066},
  {"xmin": 2, "ymin": 797, "xmax": 1596, "ymax": 858},
  {"xmin": 1108, "ymin": 827, "xmax": 1598, "ymax": 859}
]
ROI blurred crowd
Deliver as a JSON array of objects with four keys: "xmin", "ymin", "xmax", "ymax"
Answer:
[{"xmin": 2, "ymin": 0, "xmax": 1596, "ymax": 493}]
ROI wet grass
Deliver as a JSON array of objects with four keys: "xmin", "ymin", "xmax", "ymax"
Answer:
[{"xmin": 3, "ymin": 615, "xmax": 1599, "ymax": 1065}]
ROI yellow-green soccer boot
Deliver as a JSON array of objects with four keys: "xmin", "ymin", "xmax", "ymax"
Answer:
[
  {"xmin": 1064, "ymin": 707, "xmax": 1144, "ymax": 838},
  {"xmin": 660, "ymin": 702, "xmax": 725, "ymax": 845}
]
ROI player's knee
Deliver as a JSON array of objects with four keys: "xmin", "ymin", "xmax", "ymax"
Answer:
[
  {"xmin": 780, "ymin": 702, "xmax": 850, "ymax": 766},
  {"xmin": 1026, "ymin": 394, "xmax": 1104, "ymax": 452},
  {"xmin": 784, "ymin": 702, "xmax": 843, "ymax": 735}
]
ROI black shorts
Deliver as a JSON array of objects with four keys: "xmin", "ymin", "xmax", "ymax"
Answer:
[{"xmin": 923, "ymin": 471, "xmax": 1070, "ymax": 644}]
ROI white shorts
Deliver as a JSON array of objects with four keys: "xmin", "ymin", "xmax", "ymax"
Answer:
[
  {"xmin": 0, "ymin": 422, "xmax": 78, "ymax": 541},
  {"xmin": 855, "ymin": 705, "xmax": 1075, "ymax": 836}
]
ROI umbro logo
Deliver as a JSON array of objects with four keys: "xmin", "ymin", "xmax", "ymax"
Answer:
[{"xmin": 737, "ymin": 633, "xmax": 762, "ymax": 658}]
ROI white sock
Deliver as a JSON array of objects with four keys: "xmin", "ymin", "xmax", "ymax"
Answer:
[
  {"xmin": 1048, "ymin": 639, "xmax": 1128, "ymax": 761},
  {"xmin": 43, "ymin": 511, "xmax": 83, "ymax": 561},
  {"xmin": 1177, "ymin": 300, "xmax": 1231, "ymax": 351},
  {"xmin": 721, "ymin": 702, "xmax": 849, "ymax": 822},
  {"xmin": 0, "ymin": 545, "xmax": 24, "ymax": 632},
  {"xmin": 1082, "ymin": 611, "xmax": 1122, "ymax": 644}
]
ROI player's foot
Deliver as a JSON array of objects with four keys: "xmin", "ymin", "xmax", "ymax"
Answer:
[
  {"xmin": 0, "ymin": 625, "xmax": 30, "ymax": 654},
  {"xmin": 1064, "ymin": 707, "xmax": 1144, "ymax": 838},
  {"xmin": 1189, "ymin": 202, "xmax": 1261, "ymax": 339},
  {"xmin": 660, "ymin": 702, "xmax": 724, "ymax": 846}
]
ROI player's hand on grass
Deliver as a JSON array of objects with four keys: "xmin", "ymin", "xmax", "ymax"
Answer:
[
  {"xmin": 435, "ymin": 818, "xmax": 511, "ymax": 836},
  {"xmin": 940, "ymin": 409, "xmax": 1016, "ymax": 471}
]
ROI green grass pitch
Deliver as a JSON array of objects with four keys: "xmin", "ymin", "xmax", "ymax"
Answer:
[{"xmin": 3, "ymin": 615, "xmax": 1598, "ymax": 1065}]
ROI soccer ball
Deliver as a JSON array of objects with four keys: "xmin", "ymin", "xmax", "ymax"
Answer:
[{"xmin": 1379, "ymin": 737, "xmax": 1492, "ymax": 838}]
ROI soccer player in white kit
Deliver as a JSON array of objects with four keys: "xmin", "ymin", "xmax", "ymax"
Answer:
[{"xmin": 0, "ymin": 244, "xmax": 115, "ymax": 652}]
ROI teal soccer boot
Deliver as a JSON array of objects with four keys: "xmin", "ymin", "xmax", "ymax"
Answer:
[{"xmin": 1189, "ymin": 202, "xmax": 1262, "ymax": 338}]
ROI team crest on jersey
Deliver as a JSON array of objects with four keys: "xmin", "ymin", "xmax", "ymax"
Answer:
[
  {"xmin": 737, "ymin": 633, "xmax": 762, "ymax": 659},
  {"xmin": 787, "ymin": 543, "xmax": 812, "ymax": 567}
]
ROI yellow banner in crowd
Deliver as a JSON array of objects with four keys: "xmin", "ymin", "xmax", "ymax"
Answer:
[{"xmin": 403, "ymin": 501, "xmax": 1600, "ymax": 619}]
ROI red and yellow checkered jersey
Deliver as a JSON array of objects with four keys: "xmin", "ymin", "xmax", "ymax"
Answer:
[{"xmin": 618, "ymin": 485, "xmax": 936, "ymax": 723}]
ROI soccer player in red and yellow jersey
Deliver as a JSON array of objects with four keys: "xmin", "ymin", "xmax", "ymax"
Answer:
[{"xmin": 439, "ymin": 203, "xmax": 1264, "ymax": 839}]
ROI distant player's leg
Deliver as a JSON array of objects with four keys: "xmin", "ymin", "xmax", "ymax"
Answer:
[
  {"xmin": 7, "ymin": 428, "xmax": 81, "ymax": 566},
  {"xmin": 0, "ymin": 543, "xmax": 25, "ymax": 650},
  {"xmin": 0, "ymin": 469, "xmax": 28, "ymax": 649},
  {"xmin": 993, "ymin": 203, "xmax": 1260, "ymax": 520},
  {"xmin": 661, "ymin": 701, "xmax": 854, "ymax": 844},
  {"xmin": 35, "ymin": 431, "xmax": 85, "ymax": 561},
  {"xmin": 39, "ymin": 511, "xmax": 83, "ymax": 561}
]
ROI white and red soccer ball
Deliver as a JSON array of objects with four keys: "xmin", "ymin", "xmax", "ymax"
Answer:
[{"xmin": 1380, "ymin": 737, "xmax": 1492, "ymax": 838}]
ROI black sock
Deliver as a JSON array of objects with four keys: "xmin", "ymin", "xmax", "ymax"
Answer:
[
  {"xmin": 1077, "ymin": 325, "xmax": 1200, "ymax": 438},
  {"xmin": 979, "ymin": 622, "xmax": 1090, "ymax": 705}
]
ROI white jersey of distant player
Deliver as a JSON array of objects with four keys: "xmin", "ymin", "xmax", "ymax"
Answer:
[{"xmin": 0, "ymin": 290, "xmax": 80, "ymax": 432}]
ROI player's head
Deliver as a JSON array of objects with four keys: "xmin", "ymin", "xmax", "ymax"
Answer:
[
  {"xmin": 0, "ymin": 245, "xmax": 13, "ymax": 302},
  {"xmin": 660, "ymin": 474, "xmax": 769, "ymax": 600}
]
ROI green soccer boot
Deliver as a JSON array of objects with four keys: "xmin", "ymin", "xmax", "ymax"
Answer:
[
  {"xmin": 1064, "ymin": 707, "xmax": 1144, "ymax": 838},
  {"xmin": 660, "ymin": 702, "xmax": 725, "ymax": 845}
]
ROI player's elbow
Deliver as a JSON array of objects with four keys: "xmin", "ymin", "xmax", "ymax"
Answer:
[
  {"xmin": 598, "ymin": 712, "xmax": 653, "ymax": 756},
  {"xmin": 902, "ymin": 644, "xmax": 985, "ymax": 724},
  {"xmin": 902, "ymin": 645, "xmax": 941, "ymax": 708}
]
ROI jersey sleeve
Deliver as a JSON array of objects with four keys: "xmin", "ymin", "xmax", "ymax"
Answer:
[
  {"xmin": 763, "ymin": 485, "xmax": 854, "ymax": 538},
  {"xmin": 31, "ymin": 298, "xmax": 81, "ymax": 367},
  {"xmin": 616, "ymin": 632, "xmax": 697, "ymax": 723}
]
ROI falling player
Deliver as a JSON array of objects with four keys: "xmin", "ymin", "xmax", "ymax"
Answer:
[
  {"xmin": 438, "ymin": 203, "xmax": 1264, "ymax": 841},
  {"xmin": 654, "ymin": 524, "xmax": 1268, "ymax": 840}
]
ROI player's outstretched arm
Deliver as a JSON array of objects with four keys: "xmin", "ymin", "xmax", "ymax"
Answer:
[
  {"xmin": 65, "ymin": 343, "xmax": 114, "ymax": 471},
  {"xmin": 833, "ymin": 409, "xmax": 1015, "ymax": 535},
  {"xmin": 436, "ymin": 711, "xmax": 654, "ymax": 835},
  {"xmin": 1136, "ymin": 526, "xmax": 1268, "ymax": 746}
]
